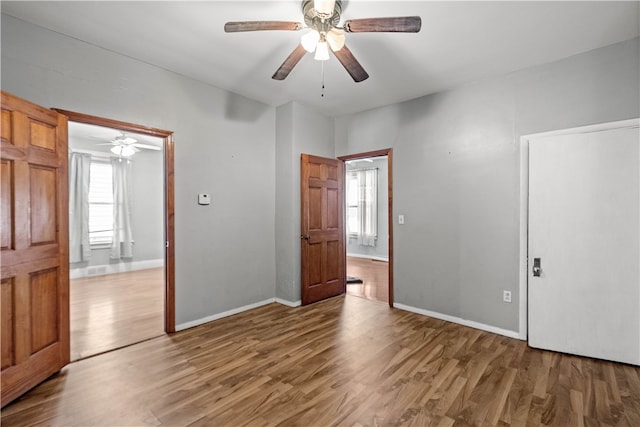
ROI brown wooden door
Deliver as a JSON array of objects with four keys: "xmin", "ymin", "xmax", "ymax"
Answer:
[
  {"xmin": 1, "ymin": 91, "xmax": 69, "ymax": 407},
  {"xmin": 301, "ymin": 154, "xmax": 345, "ymax": 305}
]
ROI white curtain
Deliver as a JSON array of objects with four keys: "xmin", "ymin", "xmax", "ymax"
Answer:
[
  {"xmin": 110, "ymin": 158, "xmax": 134, "ymax": 259},
  {"xmin": 357, "ymin": 168, "xmax": 378, "ymax": 247},
  {"xmin": 69, "ymin": 152, "xmax": 91, "ymax": 263}
]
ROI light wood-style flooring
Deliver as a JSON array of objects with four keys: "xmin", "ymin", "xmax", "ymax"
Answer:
[
  {"xmin": 347, "ymin": 256, "xmax": 389, "ymax": 304},
  {"xmin": 4, "ymin": 295, "xmax": 639, "ymax": 426},
  {"xmin": 70, "ymin": 267, "xmax": 165, "ymax": 361}
]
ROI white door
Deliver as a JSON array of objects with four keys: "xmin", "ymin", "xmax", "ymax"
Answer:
[{"xmin": 528, "ymin": 122, "xmax": 639, "ymax": 365}]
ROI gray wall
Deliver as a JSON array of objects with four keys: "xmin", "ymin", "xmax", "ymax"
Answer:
[
  {"xmin": 130, "ymin": 150, "xmax": 164, "ymax": 263},
  {"xmin": 346, "ymin": 157, "xmax": 389, "ymax": 260},
  {"xmin": 336, "ymin": 37, "xmax": 640, "ymax": 333},
  {"xmin": 275, "ymin": 102, "xmax": 334, "ymax": 303},
  {"xmin": 1, "ymin": 14, "xmax": 276, "ymax": 327}
]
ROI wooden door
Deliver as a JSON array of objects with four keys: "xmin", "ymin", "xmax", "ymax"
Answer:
[
  {"xmin": 301, "ymin": 154, "xmax": 345, "ymax": 305},
  {"xmin": 1, "ymin": 91, "xmax": 70, "ymax": 406},
  {"xmin": 528, "ymin": 123, "xmax": 639, "ymax": 365}
]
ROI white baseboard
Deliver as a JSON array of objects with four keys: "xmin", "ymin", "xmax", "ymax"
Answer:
[
  {"xmin": 176, "ymin": 298, "xmax": 276, "ymax": 332},
  {"xmin": 346, "ymin": 253, "xmax": 389, "ymax": 262},
  {"xmin": 275, "ymin": 298, "xmax": 301, "ymax": 307},
  {"xmin": 70, "ymin": 258, "xmax": 164, "ymax": 279},
  {"xmin": 394, "ymin": 303, "xmax": 521, "ymax": 340}
]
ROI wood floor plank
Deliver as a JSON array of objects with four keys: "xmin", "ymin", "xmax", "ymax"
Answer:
[
  {"xmin": 70, "ymin": 267, "xmax": 164, "ymax": 360},
  {"xmin": 346, "ymin": 256, "xmax": 389, "ymax": 303},
  {"xmin": 2, "ymin": 295, "xmax": 639, "ymax": 426}
]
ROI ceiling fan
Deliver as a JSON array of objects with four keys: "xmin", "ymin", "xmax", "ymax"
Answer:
[
  {"xmin": 224, "ymin": 0, "xmax": 421, "ymax": 82},
  {"xmin": 97, "ymin": 132, "xmax": 161, "ymax": 157}
]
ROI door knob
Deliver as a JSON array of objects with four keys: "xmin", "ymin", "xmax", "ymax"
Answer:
[
  {"xmin": 301, "ymin": 235, "xmax": 310, "ymax": 240},
  {"xmin": 532, "ymin": 257, "xmax": 542, "ymax": 277}
]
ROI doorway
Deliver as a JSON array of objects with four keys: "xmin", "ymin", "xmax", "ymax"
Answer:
[
  {"xmin": 339, "ymin": 149, "xmax": 393, "ymax": 306},
  {"xmin": 60, "ymin": 110, "xmax": 175, "ymax": 360}
]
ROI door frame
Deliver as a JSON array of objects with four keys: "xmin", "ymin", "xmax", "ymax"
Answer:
[
  {"xmin": 337, "ymin": 148, "xmax": 394, "ymax": 307},
  {"xmin": 518, "ymin": 118, "xmax": 640, "ymax": 341},
  {"xmin": 54, "ymin": 109, "xmax": 176, "ymax": 333}
]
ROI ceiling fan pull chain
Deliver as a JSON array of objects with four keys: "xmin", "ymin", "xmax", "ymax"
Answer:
[{"xmin": 321, "ymin": 61, "xmax": 325, "ymax": 98}]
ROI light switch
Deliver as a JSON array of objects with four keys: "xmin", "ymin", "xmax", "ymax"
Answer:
[
  {"xmin": 198, "ymin": 193, "xmax": 211, "ymax": 205},
  {"xmin": 398, "ymin": 214, "xmax": 405, "ymax": 225}
]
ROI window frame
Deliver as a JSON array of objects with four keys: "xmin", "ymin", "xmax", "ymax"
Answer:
[
  {"xmin": 88, "ymin": 157, "xmax": 114, "ymax": 247},
  {"xmin": 346, "ymin": 170, "xmax": 360, "ymax": 237}
]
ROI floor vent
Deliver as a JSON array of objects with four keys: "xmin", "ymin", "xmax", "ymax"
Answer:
[{"xmin": 87, "ymin": 266, "xmax": 107, "ymax": 276}]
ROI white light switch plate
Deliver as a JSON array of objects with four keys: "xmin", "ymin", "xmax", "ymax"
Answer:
[
  {"xmin": 198, "ymin": 193, "xmax": 211, "ymax": 205},
  {"xmin": 398, "ymin": 214, "xmax": 405, "ymax": 225}
]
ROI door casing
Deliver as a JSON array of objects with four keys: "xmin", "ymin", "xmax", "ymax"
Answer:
[
  {"xmin": 338, "ymin": 149, "xmax": 394, "ymax": 307},
  {"xmin": 54, "ymin": 109, "xmax": 176, "ymax": 333},
  {"xmin": 518, "ymin": 118, "xmax": 640, "ymax": 340}
]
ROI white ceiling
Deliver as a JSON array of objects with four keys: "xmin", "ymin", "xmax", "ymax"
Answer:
[
  {"xmin": 2, "ymin": 1, "xmax": 638, "ymax": 117},
  {"xmin": 68, "ymin": 122, "xmax": 164, "ymax": 154}
]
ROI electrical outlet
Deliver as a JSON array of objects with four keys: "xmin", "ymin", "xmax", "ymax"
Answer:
[{"xmin": 503, "ymin": 290, "xmax": 512, "ymax": 303}]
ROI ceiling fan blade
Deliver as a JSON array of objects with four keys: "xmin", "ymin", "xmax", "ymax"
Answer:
[
  {"xmin": 224, "ymin": 21, "xmax": 303, "ymax": 32},
  {"xmin": 344, "ymin": 16, "xmax": 422, "ymax": 33},
  {"xmin": 131, "ymin": 143, "xmax": 161, "ymax": 151},
  {"xmin": 332, "ymin": 44, "xmax": 369, "ymax": 82},
  {"xmin": 272, "ymin": 44, "xmax": 308, "ymax": 81}
]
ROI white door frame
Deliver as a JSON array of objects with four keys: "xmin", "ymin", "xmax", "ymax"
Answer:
[{"xmin": 518, "ymin": 118, "xmax": 640, "ymax": 340}]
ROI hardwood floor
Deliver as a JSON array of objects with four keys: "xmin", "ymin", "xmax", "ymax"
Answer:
[
  {"xmin": 70, "ymin": 267, "xmax": 165, "ymax": 361},
  {"xmin": 3, "ymin": 295, "xmax": 639, "ymax": 426},
  {"xmin": 347, "ymin": 256, "xmax": 389, "ymax": 304}
]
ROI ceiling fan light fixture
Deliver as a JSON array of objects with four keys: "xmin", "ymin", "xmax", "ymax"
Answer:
[
  {"xmin": 314, "ymin": 40, "xmax": 330, "ymax": 61},
  {"xmin": 111, "ymin": 145, "xmax": 136, "ymax": 157},
  {"xmin": 301, "ymin": 29, "xmax": 320, "ymax": 52}
]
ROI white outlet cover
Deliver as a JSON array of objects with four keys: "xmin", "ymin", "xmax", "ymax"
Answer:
[{"xmin": 503, "ymin": 290, "xmax": 512, "ymax": 303}]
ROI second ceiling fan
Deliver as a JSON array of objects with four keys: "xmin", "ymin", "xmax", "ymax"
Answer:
[
  {"xmin": 97, "ymin": 132, "xmax": 161, "ymax": 157},
  {"xmin": 224, "ymin": 0, "xmax": 421, "ymax": 82}
]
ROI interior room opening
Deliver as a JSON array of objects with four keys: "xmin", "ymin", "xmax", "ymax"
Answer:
[
  {"xmin": 345, "ymin": 155, "xmax": 389, "ymax": 304},
  {"xmin": 68, "ymin": 122, "xmax": 165, "ymax": 360}
]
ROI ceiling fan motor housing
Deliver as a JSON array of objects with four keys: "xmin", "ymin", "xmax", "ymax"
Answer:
[{"xmin": 302, "ymin": 0, "xmax": 342, "ymax": 31}]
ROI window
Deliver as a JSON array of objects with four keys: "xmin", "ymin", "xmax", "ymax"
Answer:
[
  {"xmin": 346, "ymin": 168, "xmax": 378, "ymax": 246},
  {"xmin": 88, "ymin": 160, "xmax": 113, "ymax": 245},
  {"xmin": 346, "ymin": 172, "xmax": 360, "ymax": 235}
]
